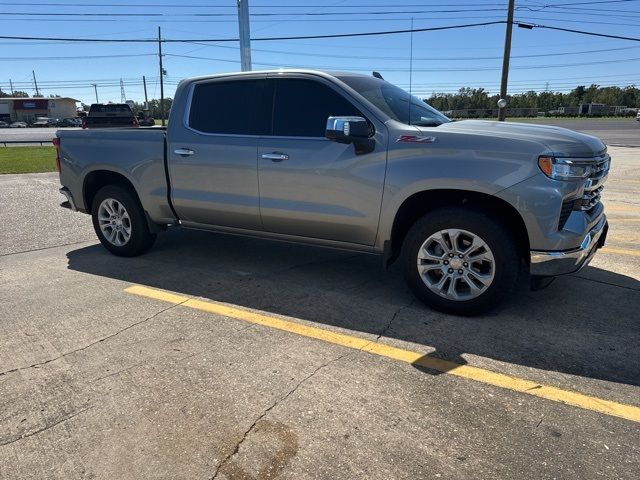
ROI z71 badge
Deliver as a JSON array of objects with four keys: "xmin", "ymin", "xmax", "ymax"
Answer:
[{"xmin": 396, "ymin": 135, "xmax": 438, "ymax": 143}]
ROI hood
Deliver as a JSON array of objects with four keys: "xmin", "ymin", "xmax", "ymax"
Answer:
[{"xmin": 420, "ymin": 120, "xmax": 606, "ymax": 157}]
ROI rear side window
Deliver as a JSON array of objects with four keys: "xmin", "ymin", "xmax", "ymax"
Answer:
[
  {"xmin": 272, "ymin": 78, "xmax": 361, "ymax": 137},
  {"xmin": 189, "ymin": 80, "xmax": 261, "ymax": 135}
]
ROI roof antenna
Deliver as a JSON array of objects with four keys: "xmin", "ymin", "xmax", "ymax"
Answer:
[{"xmin": 372, "ymin": 71, "xmax": 384, "ymax": 80}]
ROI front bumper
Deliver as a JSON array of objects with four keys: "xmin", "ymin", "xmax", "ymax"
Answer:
[{"xmin": 530, "ymin": 215, "xmax": 608, "ymax": 276}]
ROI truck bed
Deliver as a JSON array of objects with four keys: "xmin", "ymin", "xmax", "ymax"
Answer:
[{"xmin": 57, "ymin": 128, "xmax": 175, "ymax": 223}]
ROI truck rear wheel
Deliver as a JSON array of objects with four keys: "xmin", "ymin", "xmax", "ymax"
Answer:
[
  {"xmin": 91, "ymin": 185, "xmax": 156, "ymax": 257},
  {"xmin": 400, "ymin": 207, "xmax": 520, "ymax": 315}
]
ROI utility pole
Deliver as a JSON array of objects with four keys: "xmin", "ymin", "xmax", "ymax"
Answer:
[
  {"xmin": 92, "ymin": 83, "xmax": 99, "ymax": 103},
  {"xmin": 409, "ymin": 17, "xmax": 414, "ymax": 98},
  {"xmin": 408, "ymin": 18, "xmax": 414, "ymax": 124},
  {"xmin": 158, "ymin": 26, "xmax": 166, "ymax": 126},
  {"xmin": 498, "ymin": 0, "xmax": 515, "ymax": 121},
  {"xmin": 143, "ymin": 75, "xmax": 149, "ymax": 109},
  {"xmin": 237, "ymin": 0, "xmax": 252, "ymax": 71},
  {"xmin": 9, "ymin": 79, "xmax": 14, "ymax": 96},
  {"xmin": 32, "ymin": 70, "xmax": 40, "ymax": 97}
]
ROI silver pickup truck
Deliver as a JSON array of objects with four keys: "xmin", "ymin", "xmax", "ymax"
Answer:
[{"xmin": 56, "ymin": 70, "xmax": 609, "ymax": 315}]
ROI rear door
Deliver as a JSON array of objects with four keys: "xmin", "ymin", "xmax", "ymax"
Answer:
[
  {"xmin": 168, "ymin": 76, "xmax": 268, "ymax": 229},
  {"xmin": 257, "ymin": 75, "xmax": 387, "ymax": 246}
]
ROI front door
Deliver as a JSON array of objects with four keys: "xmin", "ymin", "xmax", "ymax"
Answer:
[
  {"xmin": 257, "ymin": 75, "xmax": 387, "ymax": 246},
  {"xmin": 168, "ymin": 76, "xmax": 267, "ymax": 229}
]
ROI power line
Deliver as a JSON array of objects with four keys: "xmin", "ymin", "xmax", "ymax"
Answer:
[
  {"xmin": 164, "ymin": 52, "xmax": 640, "ymax": 71},
  {"xmin": 2, "ymin": 0, "xmax": 635, "ymax": 6},
  {"xmin": 2, "ymin": 17, "xmax": 510, "ymax": 24},
  {"xmin": 1, "ymin": 20, "xmax": 639, "ymax": 44},
  {"xmin": 9, "ymin": 16, "xmax": 640, "ymax": 27},
  {"xmin": 0, "ymin": 2, "xmax": 515, "ymax": 7},
  {"xmin": 183, "ymin": 41, "xmax": 640, "ymax": 61},
  {"xmin": 515, "ymin": 17, "xmax": 640, "ymax": 28},
  {"xmin": 516, "ymin": 22, "xmax": 640, "ymax": 41},
  {"xmin": 0, "ymin": 21, "xmax": 508, "ymax": 42},
  {"xmin": 0, "ymin": 9, "xmax": 513, "ymax": 17},
  {"xmin": 0, "ymin": 42, "xmax": 640, "ymax": 63},
  {"xmin": 0, "ymin": 53, "xmax": 156, "ymax": 61},
  {"xmin": 4, "ymin": 6, "xmax": 640, "ymax": 18}
]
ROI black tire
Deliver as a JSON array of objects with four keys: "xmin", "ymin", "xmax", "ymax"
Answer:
[
  {"xmin": 400, "ymin": 207, "xmax": 520, "ymax": 316},
  {"xmin": 91, "ymin": 184, "xmax": 156, "ymax": 257}
]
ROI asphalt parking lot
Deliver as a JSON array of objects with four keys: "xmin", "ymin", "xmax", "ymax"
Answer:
[{"xmin": 0, "ymin": 147, "xmax": 639, "ymax": 479}]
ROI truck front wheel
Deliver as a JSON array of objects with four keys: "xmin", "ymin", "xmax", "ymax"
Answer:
[
  {"xmin": 400, "ymin": 208, "xmax": 520, "ymax": 315},
  {"xmin": 91, "ymin": 185, "xmax": 156, "ymax": 257}
]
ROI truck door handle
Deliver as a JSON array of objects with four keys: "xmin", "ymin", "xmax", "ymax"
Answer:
[
  {"xmin": 261, "ymin": 152, "xmax": 289, "ymax": 162},
  {"xmin": 174, "ymin": 148, "xmax": 195, "ymax": 156}
]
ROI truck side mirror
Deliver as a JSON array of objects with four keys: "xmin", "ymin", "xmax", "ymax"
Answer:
[{"xmin": 325, "ymin": 116, "xmax": 374, "ymax": 154}]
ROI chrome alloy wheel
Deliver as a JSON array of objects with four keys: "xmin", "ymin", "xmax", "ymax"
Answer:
[
  {"xmin": 98, "ymin": 198, "xmax": 132, "ymax": 246},
  {"xmin": 417, "ymin": 228, "xmax": 495, "ymax": 301}
]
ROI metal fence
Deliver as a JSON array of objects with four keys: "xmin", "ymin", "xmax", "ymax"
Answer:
[{"xmin": 0, "ymin": 140, "xmax": 52, "ymax": 147}]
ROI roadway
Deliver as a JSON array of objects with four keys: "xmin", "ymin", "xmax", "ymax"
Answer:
[{"xmin": 509, "ymin": 118, "xmax": 640, "ymax": 147}]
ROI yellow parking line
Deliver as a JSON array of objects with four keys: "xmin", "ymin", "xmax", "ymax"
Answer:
[
  {"xmin": 125, "ymin": 285, "xmax": 640, "ymax": 424},
  {"xmin": 601, "ymin": 247, "xmax": 640, "ymax": 257}
]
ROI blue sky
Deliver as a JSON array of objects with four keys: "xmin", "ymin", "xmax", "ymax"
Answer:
[{"xmin": 1, "ymin": 0, "xmax": 639, "ymax": 104}]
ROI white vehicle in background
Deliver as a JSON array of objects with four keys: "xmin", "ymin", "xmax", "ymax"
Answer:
[
  {"xmin": 10, "ymin": 122, "xmax": 27, "ymax": 128},
  {"xmin": 636, "ymin": 111, "xmax": 640, "ymax": 122}
]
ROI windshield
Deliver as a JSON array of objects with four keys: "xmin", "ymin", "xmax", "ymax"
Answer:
[{"xmin": 336, "ymin": 75, "xmax": 450, "ymax": 127}]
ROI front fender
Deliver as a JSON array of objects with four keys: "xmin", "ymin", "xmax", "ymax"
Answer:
[{"xmin": 374, "ymin": 148, "xmax": 540, "ymax": 250}]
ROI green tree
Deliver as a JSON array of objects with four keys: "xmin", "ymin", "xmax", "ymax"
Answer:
[{"xmin": 0, "ymin": 90, "xmax": 29, "ymax": 98}]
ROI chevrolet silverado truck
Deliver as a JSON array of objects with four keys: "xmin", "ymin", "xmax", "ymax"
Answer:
[{"xmin": 56, "ymin": 70, "xmax": 609, "ymax": 315}]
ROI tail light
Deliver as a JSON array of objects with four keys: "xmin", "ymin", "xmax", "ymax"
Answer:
[
  {"xmin": 52, "ymin": 137, "xmax": 61, "ymax": 172},
  {"xmin": 81, "ymin": 117, "xmax": 87, "ymax": 129},
  {"xmin": 131, "ymin": 117, "xmax": 139, "ymax": 127}
]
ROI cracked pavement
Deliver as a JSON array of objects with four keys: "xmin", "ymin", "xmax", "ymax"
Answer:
[{"xmin": 1, "ymin": 147, "xmax": 639, "ymax": 479}]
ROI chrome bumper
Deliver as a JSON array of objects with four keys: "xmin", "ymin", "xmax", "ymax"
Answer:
[
  {"xmin": 59, "ymin": 187, "xmax": 78, "ymax": 211},
  {"xmin": 530, "ymin": 215, "xmax": 608, "ymax": 277}
]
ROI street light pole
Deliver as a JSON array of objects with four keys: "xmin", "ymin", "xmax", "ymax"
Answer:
[
  {"xmin": 498, "ymin": 0, "xmax": 515, "ymax": 121},
  {"xmin": 237, "ymin": 0, "xmax": 252, "ymax": 71},
  {"xmin": 92, "ymin": 83, "xmax": 99, "ymax": 103}
]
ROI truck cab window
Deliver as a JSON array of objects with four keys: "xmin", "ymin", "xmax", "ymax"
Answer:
[
  {"xmin": 189, "ymin": 80, "xmax": 262, "ymax": 135},
  {"xmin": 271, "ymin": 78, "xmax": 362, "ymax": 137}
]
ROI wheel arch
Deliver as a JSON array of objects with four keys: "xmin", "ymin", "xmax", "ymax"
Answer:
[
  {"xmin": 82, "ymin": 169, "xmax": 139, "ymax": 215},
  {"xmin": 384, "ymin": 189, "xmax": 529, "ymax": 268}
]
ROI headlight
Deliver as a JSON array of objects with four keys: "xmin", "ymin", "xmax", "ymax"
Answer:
[{"xmin": 538, "ymin": 156, "xmax": 592, "ymax": 181}]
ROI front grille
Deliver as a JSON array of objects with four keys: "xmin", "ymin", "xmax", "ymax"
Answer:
[
  {"xmin": 582, "ymin": 153, "xmax": 610, "ymax": 215},
  {"xmin": 581, "ymin": 186, "xmax": 604, "ymax": 212}
]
